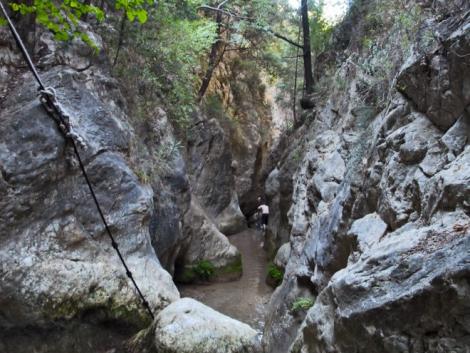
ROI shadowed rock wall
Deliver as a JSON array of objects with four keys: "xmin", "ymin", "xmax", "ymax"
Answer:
[{"xmin": 263, "ymin": 2, "xmax": 470, "ymax": 352}]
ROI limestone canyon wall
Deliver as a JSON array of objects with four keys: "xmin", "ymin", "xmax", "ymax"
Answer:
[
  {"xmin": 0, "ymin": 21, "xmax": 269, "ymax": 351},
  {"xmin": 263, "ymin": 1, "xmax": 470, "ymax": 352}
]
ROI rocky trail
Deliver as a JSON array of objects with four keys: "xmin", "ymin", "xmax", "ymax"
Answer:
[{"xmin": 179, "ymin": 228, "xmax": 273, "ymax": 332}]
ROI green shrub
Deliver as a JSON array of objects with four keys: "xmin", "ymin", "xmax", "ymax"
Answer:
[
  {"xmin": 267, "ymin": 263, "xmax": 284, "ymax": 286},
  {"xmin": 193, "ymin": 260, "xmax": 215, "ymax": 281},
  {"xmin": 204, "ymin": 95, "xmax": 225, "ymax": 117},
  {"xmin": 110, "ymin": 2, "xmax": 217, "ymax": 133},
  {"xmin": 291, "ymin": 297, "xmax": 315, "ymax": 312}
]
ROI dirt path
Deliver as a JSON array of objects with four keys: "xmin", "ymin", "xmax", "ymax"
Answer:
[{"xmin": 178, "ymin": 228, "xmax": 273, "ymax": 331}]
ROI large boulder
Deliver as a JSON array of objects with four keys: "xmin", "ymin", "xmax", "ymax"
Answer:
[
  {"xmin": 175, "ymin": 198, "xmax": 242, "ymax": 283},
  {"xmin": 273, "ymin": 242, "xmax": 291, "ymax": 270},
  {"xmin": 290, "ymin": 211, "xmax": 470, "ymax": 353},
  {"xmin": 130, "ymin": 298, "xmax": 260, "ymax": 353}
]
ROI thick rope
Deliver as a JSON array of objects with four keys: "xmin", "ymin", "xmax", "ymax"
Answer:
[{"xmin": 0, "ymin": 0, "xmax": 154, "ymax": 320}]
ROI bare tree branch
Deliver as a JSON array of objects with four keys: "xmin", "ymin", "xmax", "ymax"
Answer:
[
  {"xmin": 266, "ymin": 29, "xmax": 303, "ymax": 49},
  {"xmin": 199, "ymin": 5, "xmax": 250, "ymax": 20},
  {"xmin": 217, "ymin": 0, "xmax": 230, "ymax": 9}
]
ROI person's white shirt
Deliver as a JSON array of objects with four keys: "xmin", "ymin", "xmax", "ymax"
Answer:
[{"xmin": 258, "ymin": 204, "xmax": 269, "ymax": 214}]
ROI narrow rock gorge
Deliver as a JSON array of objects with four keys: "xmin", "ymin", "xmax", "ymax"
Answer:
[{"xmin": 0, "ymin": 0, "xmax": 469, "ymax": 352}]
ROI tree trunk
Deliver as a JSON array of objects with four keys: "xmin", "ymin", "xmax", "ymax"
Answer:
[
  {"xmin": 197, "ymin": 10, "xmax": 224, "ymax": 101},
  {"xmin": 112, "ymin": 13, "xmax": 127, "ymax": 67},
  {"xmin": 292, "ymin": 21, "xmax": 302, "ymax": 124},
  {"xmin": 301, "ymin": 0, "xmax": 314, "ymax": 94}
]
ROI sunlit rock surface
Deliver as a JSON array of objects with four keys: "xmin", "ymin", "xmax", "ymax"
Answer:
[{"xmin": 131, "ymin": 298, "xmax": 260, "ymax": 353}]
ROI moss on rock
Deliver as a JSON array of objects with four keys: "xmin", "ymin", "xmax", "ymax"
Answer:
[
  {"xmin": 41, "ymin": 289, "xmax": 151, "ymax": 329},
  {"xmin": 175, "ymin": 255, "xmax": 243, "ymax": 284}
]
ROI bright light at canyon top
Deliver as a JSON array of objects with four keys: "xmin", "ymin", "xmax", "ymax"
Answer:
[{"xmin": 288, "ymin": 0, "xmax": 348, "ymax": 24}]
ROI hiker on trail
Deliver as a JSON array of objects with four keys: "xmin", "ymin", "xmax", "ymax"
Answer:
[{"xmin": 257, "ymin": 197, "xmax": 269, "ymax": 231}]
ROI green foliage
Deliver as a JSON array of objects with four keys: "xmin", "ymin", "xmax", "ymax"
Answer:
[
  {"xmin": 8, "ymin": 0, "xmax": 153, "ymax": 46},
  {"xmin": 360, "ymin": 0, "xmax": 423, "ymax": 53},
  {"xmin": 152, "ymin": 140, "xmax": 183, "ymax": 173},
  {"xmin": 115, "ymin": 0, "xmax": 152, "ymax": 23},
  {"xmin": 291, "ymin": 147, "xmax": 303, "ymax": 163},
  {"xmin": 267, "ymin": 262, "xmax": 284, "ymax": 286},
  {"xmin": 115, "ymin": 1, "xmax": 217, "ymax": 131},
  {"xmin": 309, "ymin": 1, "xmax": 334, "ymax": 54},
  {"xmin": 291, "ymin": 297, "xmax": 315, "ymax": 312},
  {"xmin": 177, "ymin": 258, "xmax": 241, "ymax": 283},
  {"xmin": 203, "ymin": 94, "xmax": 228, "ymax": 123},
  {"xmin": 259, "ymin": 1, "xmax": 333, "ymax": 124},
  {"xmin": 309, "ymin": 0, "xmax": 426, "ymax": 109},
  {"xmin": 193, "ymin": 260, "xmax": 215, "ymax": 281},
  {"xmin": 134, "ymin": 168, "xmax": 150, "ymax": 184}
]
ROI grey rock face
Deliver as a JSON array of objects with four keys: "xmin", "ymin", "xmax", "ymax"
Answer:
[
  {"xmin": 377, "ymin": 113, "xmax": 443, "ymax": 229},
  {"xmin": 144, "ymin": 108, "xmax": 191, "ymax": 275},
  {"xmin": 347, "ymin": 212, "xmax": 388, "ymax": 253},
  {"xmin": 131, "ymin": 298, "xmax": 260, "ymax": 353},
  {"xmin": 0, "ymin": 68, "xmax": 179, "ymax": 351},
  {"xmin": 187, "ymin": 117, "xmax": 246, "ymax": 235},
  {"xmin": 292, "ymin": 212, "xmax": 470, "ymax": 353},
  {"xmin": 441, "ymin": 115, "xmax": 469, "ymax": 157},
  {"xmin": 263, "ymin": 167, "xmax": 285, "ymax": 252},
  {"xmin": 134, "ymin": 109, "xmax": 245, "ymax": 280},
  {"xmin": 421, "ymin": 146, "xmax": 470, "ymax": 220},
  {"xmin": 1, "ymin": 27, "xmax": 254, "ymax": 353},
  {"xmin": 273, "ymin": 242, "xmax": 291, "ymax": 270},
  {"xmin": 263, "ymin": 6, "xmax": 470, "ymax": 353},
  {"xmin": 397, "ymin": 16, "xmax": 470, "ymax": 131},
  {"xmin": 263, "ymin": 122, "xmax": 311, "ymax": 254},
  {"xmin": 205, "ymin": 57, "xmax": 274, "ymax": 215}
]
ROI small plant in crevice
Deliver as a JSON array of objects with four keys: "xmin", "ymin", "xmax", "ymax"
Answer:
[
  {"xmin": 267, "ymin": 263, "xmax": 284, "ymax": 287},
  {"xmin": 193, "ymin": 260, "xmax": 215, "ymax": 281},
  {"xmin": 291, "ymin": 297, "xmax": 315, "ymax": 312},
  {"xmin": 291, "ymin": 148, "xmax": 303, "ymax": 164},
  {"xmin": 134, "ymin": 168, "xmax": 151, "ymax": 185}
]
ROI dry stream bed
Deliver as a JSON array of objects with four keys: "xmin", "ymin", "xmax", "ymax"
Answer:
[{"xmin": 179, "ymin": 228, "xmax": 273, "ymax": 332}]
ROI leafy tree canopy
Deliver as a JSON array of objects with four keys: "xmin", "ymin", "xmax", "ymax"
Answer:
[{"xmin": 4, "ymin": 0, "xmax": 154, "ymax": 45}]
